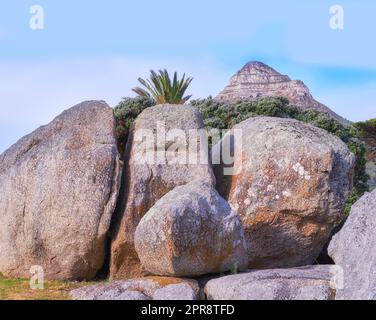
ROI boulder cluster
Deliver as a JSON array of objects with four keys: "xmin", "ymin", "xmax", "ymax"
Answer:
[{"xmin": 0, "ymin": 99, "xmax": 374, "ymax": 300}]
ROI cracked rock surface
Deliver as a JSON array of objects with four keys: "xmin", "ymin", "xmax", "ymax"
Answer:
[
  {"xmin": 70, "ymin": 277, "xmax": 200, "ymax": 300},
  {"xmin": 135, "ymin": 182, "xmax": 248, "ymax": 277},
  {"xmin": 212, "ymin": 116, "xmax": 355, "ymax": 269},
  {"xmin": 0, "ymin": 101, "xmax": 121, "ymax": 280},
  {"xmin": 329, "ymin": 189, "xmax": 376, "ymax": 300},
  {"xmin": 205, "ymin": 265, "xmax": 337, "ymax": 300}
]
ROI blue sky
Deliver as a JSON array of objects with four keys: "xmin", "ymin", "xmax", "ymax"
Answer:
[{"xmin": 1, "ymin": 0, "xmax": 376, "ymax": 152}]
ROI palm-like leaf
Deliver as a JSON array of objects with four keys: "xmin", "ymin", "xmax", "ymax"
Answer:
[{"xmin": 132, "ymin": 69, "xmax": 193, "ymax": 105}]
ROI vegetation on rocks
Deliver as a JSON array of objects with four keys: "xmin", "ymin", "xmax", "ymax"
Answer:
[
  {"xmin": 354, "ymin": 118, "xmax": 376, "ymax": 136},
  {"xmin": 115, "ymin": 69, "xmax": 194, "ymax": 155},
  {"xmin": 191, "ymin": 96, "xmax": 369, "ymax": 213},
  {"xmin": 114, "ymin": 95, "xmax": 369, "ymax": 212},
  {"xmin": 353, "ymin": 118, "xmax": 376, "ymax": 192},
  {"xmin": 114, "ymin": 97, "xmax": 154, "ymax": 157},
  {"xmin": 132, "ymin": 69, "xmax": 193, "ymax": 105}
]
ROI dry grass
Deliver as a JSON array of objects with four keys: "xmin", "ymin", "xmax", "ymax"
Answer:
[{"xmin": 0, "ymin": 273, "xmax": 97, "ymax": 300}]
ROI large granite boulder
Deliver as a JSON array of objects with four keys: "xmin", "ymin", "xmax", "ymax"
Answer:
[
  {"xmin": 215, "ymin": 61, "xmax": 349, "ymax": 125},
  {"xmin": 70, "ymin": 277, "xmax": 200, "ymax": 300},
  {"xmin": 205, "ymin": 265, "xmax": 338, "ymax": 300},
  {"xmin": 134, "ymin": 182, "xmax": 248, "ymax": 277},
  {"xmin": 110, "ymin": 104, "xmax": 215, "ymax": 279},
  {"xmin": 0, "ymin": 101, "xmax": 121, "ymax": 280},
  {"xmin": 328, "ymin": 189, "xmax": 376, "ymax": 300},
  {"xmin": 212, "ymin": 116, "xmax": 355, "ymax": 269}
]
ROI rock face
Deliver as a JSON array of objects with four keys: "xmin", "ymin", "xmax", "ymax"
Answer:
[
  {"xmin": 134, "ymin": 183, "xmax": 248, "ymax": 277},
  {"xmin": 205, "ymin": 265, "xmax": 337, "ymax": 300},
  {"xmin": 70, "ymin": 277, "xmax": 200, "ymax": 300},
  {"xmin": 110, "ymin": 104, "xmax": 215, "ymax": 279},
  {"xmin": 328, "ymin": 189, "xmax": 376, "ymax": 300},
  {"xmin": 0, "ymin": 101, "xmax": 121, "ymax": 280},
  {"xmin": 212, "ymin": 116, "xmax": 355, "ymax": 269},
  {"xmin": 215, "ymin": 61, "xmax": 349, "ymax": 125},
  {"xmin": 360, "ymin": 125, "xmax": 376, "ymax": 190},
  {"xmin": 152, "ymin": 283, "xmax": 199, "ymax": 300}
]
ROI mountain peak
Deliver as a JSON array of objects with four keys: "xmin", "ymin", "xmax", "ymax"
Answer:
[
  {"xmin": 216, "ymin": 61, "xmax": 350, "ymax": 125},
  {"xmin": 229, "ymin": 61, "xmax": 290, "ymax": 86},
  {"xmin": 242, "ymin": 61, "xmax": 283, "ymax": 74}
]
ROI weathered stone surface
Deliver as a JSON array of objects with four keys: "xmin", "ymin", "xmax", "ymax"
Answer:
[
  {"xmin": 70, "ymin": 277, "xmax": 199, "ymax": 300},
  {"xmin": 134, "ymin": 182, "xmax": 248, "ymax": 277},
  {"xmin": 0, "ymin": 101, "xmax": 121, "ymax": 280},
  {"xmin": 215, "ymin": 61, "xmax": 349, "ymax": 125},
  {"xmin": 328, "ymin": 189, "xmax": 376, "ymax": 300},
  {"xmin": 360, "ymin": 125, "xmax": 376, "ymax": 190},
  {"xmin": 110, "ymin": 104, "xmax": 215, "ymax": 279},
  {"xmin": 152, "ymin": 283, "xmax": 198, "ymax": 300},
  {"xmin": 205, "ymin": 265, "xmax": 337, "ymax": 300},
  {"xmin": 213, "ymin": 116, "xmax": 355, "ymax": 269}
]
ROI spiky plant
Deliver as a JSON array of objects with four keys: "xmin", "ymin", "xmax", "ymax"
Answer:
[{"xmin": 132, "ymin": 69, "xmax": 193, "ymax": 105}]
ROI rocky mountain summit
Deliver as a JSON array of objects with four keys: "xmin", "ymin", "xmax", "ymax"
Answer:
[{"xmin": 215, "ymin": 61, "xmax": 349, "ymax": 125}]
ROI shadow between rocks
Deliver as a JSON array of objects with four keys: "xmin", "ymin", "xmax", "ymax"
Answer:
[{"xmin": 95, "ymin": 128, "xmax": 134, "ymax": 280}]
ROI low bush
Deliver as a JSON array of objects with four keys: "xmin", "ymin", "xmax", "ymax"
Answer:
[
  {"xmin": 354, "ymin": 118, "xmax": 376, "ymax": 137},
  {"xmin": 113, "ymin": 97, "xmax": 154, "ymax": 157}
]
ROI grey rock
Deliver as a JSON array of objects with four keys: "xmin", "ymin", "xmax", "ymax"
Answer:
[
  {"xmin": 215, "ymin": 61, "xmax": 350, "ymax": 125},
  {"xmin": 70, "ymin": 279, "xmax": 156, "ymax": 300},
  {"xmin": 152, "ymin": 283, "xmax": 199, "ymax": 300},
  {"xmin": 328, "ymin": 189, "xmax": 376, "ymax": 300},
  {"xmin": 135, "ymin": 182, "xmax": 248, "ymax": 277},
  {"xmin": 212, "ymin": 116, "xmax": 355, "ymax": 269},
  {"xmin": 110, "ymin": 104, "xmax": 215, "ymax": 279},
  {"xmin": 96, "ymin": 290, "xmax": 150, "ymax": 301},
  {"xmin": 0, "ymin": 101, "xmax": 121, "ymax": 280},
  {"xmin": 205, "ymin": 265, "xmax": 338, "ymax": 300},
  {"xmin": 70, "ymin": 277, "xmax": 199, "ymax": 300}
]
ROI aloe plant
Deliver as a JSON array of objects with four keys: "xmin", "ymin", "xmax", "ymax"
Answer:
[{"xmin": 132, "ymin": 69, "xmax": 193, "ymax": 104}]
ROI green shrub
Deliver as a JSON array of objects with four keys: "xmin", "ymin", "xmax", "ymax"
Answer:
[
  {"xmin": 353, "ymin": 118, "xmax": 376, "ymax": 194},
  {"xmin": 113, "ymin": 97, "xmax": 154, "ymax": 157},
  {"xmin": 191, "ymin": 96, "xmax": 298, "ymax": 130},
  {"xmin": 354, "ymin": 118, "xmax": 376, "ymax": 137},
  {"xmin": 191, "ymin": 96, "xmax": 369, "ymax": 209}
]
